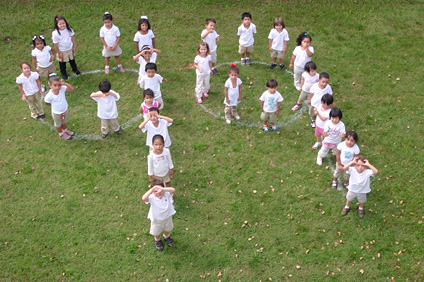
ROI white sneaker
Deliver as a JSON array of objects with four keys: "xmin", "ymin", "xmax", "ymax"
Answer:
[
  {"xmin": 317, "ymin": 156, "xmax": 323, "ymax": 166},
  {"xmin": 235, "ymin": 115, "xmax": 240, "ymax": 120},
  {"xmin": 226, "ymin": 119, "xmax": 231, "ymax": 124}
]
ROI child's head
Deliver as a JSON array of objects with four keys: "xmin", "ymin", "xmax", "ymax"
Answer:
[
  {"xmin": 229, "ymin": 64, "xmax": 239, "ymax": 78},
  {"xmin": 54, "ymin": 16, "xmax": 72, "ymax": 33},
  {"xmin": 20, "ymin": 62, "xmax": 31, "ymax": 74},
  {"xmin": 138, "ymin": 16, "xmax": 151, "ymax": 32},
  {"xmin": 321, "ymin": 94, "xmax": 333, "ymax": 109},
  {"xmin": 103, "ymin": 12, "xmax": 113, "ymax": 28},
  {"xmin": 266, "ymin": 79, "xmax": 278, "ymax": 93},
  {"xmin": 99, "ymin": 80, "xmax": 111, "ymax": 93},
  {"xmin": 304, "ymin": 61, "xmax": 317, "ymax": 75},
  {"xmin": 241, "ymin": 12, "xmax": 252, "ymax": 27},
  {"xmin": 273, "ymin": 17, "xmax": 285, "ymax": 29},
  {"xmin": 318, "ymin": 72, "xmax": 330, "ymax": 89},
  {"xmin": 145, "ymin": 62, "xmax": 157, "ymax": 77},
  {"xmin": 242, "ymin": 12, "xmax": 252, "ymax": 20},
  {"xmin": 197, "ymin": 42, "xmax": 210, "ymax": 56},
  {"xmin": 150, "ymin": 179, "xmax": 165, "ymax": 198},
  {"xmin": 32, "ymin": 35, "xmax": 46, "ymax": 50},
  {"xmin": 143, "ymin": 88, "xmax": 155, "ymax": 104},
  {"xmin": 329, "ymin": 107, "xmax": 342, "ymax": 124},
  {"xmin": 152, "ymin": 134, "xmax": 165, "ymax": 152},
  {"xmin": 354, "ymin": 156, "xmax": 367, "ymax": 173},
  {"xmin": 205, "ymin": 18, "xmax": 216, "ymax": 29},
  {"xmin": 345, "ymin": 130, "xmax": 358, "ymax": 148},
  {"xmin": 296, "ymin": 32, "xmax": 312, "ymax": 46},
  {"xmin": 48, "ymin": 73, "xmax": 62, "ymax": 92},
  {"xmin": 148, "ymin": 107, "xmax": 159, "ymax": 122}
]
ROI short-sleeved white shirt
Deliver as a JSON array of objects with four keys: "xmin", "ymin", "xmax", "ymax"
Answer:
[
  {"xmin": 301, "ymin": 71, "xmax": 320, "ymax": 93},
  {"xmin": 315, "ymin": 105, "xmax": 331, "ymax": 129},
  {"xmin": 337, "ymin": 142, "xmax": 360, "ymax": 165},
  {"xmin": 201, "ymin": 29, "xmax": 219, "ymax": 52},
  {"xmin": 310, "ymin": 83, "xmax": 333, "ymax": 109},
  {"xmin": 348, "ymin": 167, "xmax": 374, "ymax": 193},
  {"xmin": 148, "ymin": 148, "xmax": 174, "ymax": 177},
  {"xmin": 100, "ymin": 25, "xmax": 120, "ymax": 47},
  {"xmin": 91, "ymin": 90, "xmax": 120, "ymax": 119},
  {"xmin": 259, "ymin": 90, "xmax": 283, "ymax": 113},
  {"xmin": 52, "ymin": 28, "xmax": 75, "ymax": 52},
  {"xmin": 323, "ymin": 120, "xmax": 346, "ymax": 145},
  {"xmin": 146, "ymin": 191, "xmax": 176, "ymax": 221},
  {"xmin": 16, "ymin": 72, "xmax": 40, "ymax": 96},
  {"xmin": 224, "ymin": 78, "xmax": 242, "ymax": 106},
  {"xmin": 133, "ymin": 30, "xmax": 155, "ymax": 51},
  {"xmin": 142, "ymin": 119, "xmax": 172, "ymax": 148},
  {"xmin": 194, "ymin": 55, "xmax": 211, "ymax": 75},
  {"xmin": 268, "ymin": 28, "xmax": 289, "ymax": 51},
  {"xmin": 31, "ymin": 46, "xmax": 53, "ymax": 68},
  {"xmin": 44, "ymin": 85, "xmax": 68, "ymax": 114},
  {"xmin": 137, "ymin": 52, "xmax": 157, "ymax": 77},
  {"xmin": 292, "ymin": 45, "xmax": 314, "ymax": 68},
  {"xmin": 237, "ymin": 23, "xmax": 256, "ymax": 47},
  {"xmin": 139, "ymin": 74, "xmax": 163, "ymax": 98}
]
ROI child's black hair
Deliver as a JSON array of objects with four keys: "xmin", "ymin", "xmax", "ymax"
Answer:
[
  {"xmin": 103, "ymin": 12, "xmax": 113, "ymax": 21},
  {"xmin": 150, "ymin": 179, "xmax": 165, "ymax": 188},
  {"xmin": 32, "ymin": 35, "xmax": 46, "ymax": 49},
  {"xmin": 304, "ymin": 61, "xmax": 317, "ymax": 73},
  {"xmin": 138, "ymin": 17, "xmax": 151, "ymax": 31},
  {"xmin": 266, "ymin": 79, "xmax": 278, "ymax": 88},
  {"xmin": 205, "ymin": 18, "xmax": 216, "ymax": 25},
  {"xmin": 296, "ymin": 31, "xmax": 312, "ymax": 46},
  {"xmin": 229, "ymin": 64, "xmax": 239, "ymax": 74},
  {"xmin": 321, "ymin": 94, "xmax": 333, "ymax": 105},
  {"xmin": 345, "ymin": 130, "xmax": 358, "ymax": 142},
  {"xmin": 145, "ymin": 62, "xmax": 157, "ymax": 72},
  {"xmin": 197, "ymin": 42, "xmax": 210, "ymax": 55},
  {"xmin": 143, "ymin": 88, "xmax": 154, "ymax": 98},
  {"xmin": 273, "ymin": 17, "xmax": 285, "ymax": 28},
  {"xmin": 48, "ymin": 73, "xmax": 61, "ymax": 84},
  {"xmin": 148, "ymin": 106, "xmax": 159, "ymax": 114},
  {"xmin": 329, "ymin": 107, "xmax": 343, "ymax": 119},
  {"xmin": 20, "ymin": 62, "xmax": 31, "ymax": 70},
  {"xmin": 242, "ymin": 12, "xmax": 252, "ymax": 20},
  {"xmin": 319, "ymin": 72, "xmax": 330, "ymax": 80},
  {"xmin": 99, "ymin": 80, "xmax": 111, "ymax": 93},
  {"xmin": 54, "ymin": 16, "xmax": 73, "ymax": 35},
  {"xmin": 152, "ymin": 134, "xmax": 164, "ymax": 144}
]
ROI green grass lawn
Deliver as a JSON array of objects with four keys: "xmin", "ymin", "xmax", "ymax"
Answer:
[{"xmin": 1, "ymin": 0, "xmax": 423, "ymax": 280}]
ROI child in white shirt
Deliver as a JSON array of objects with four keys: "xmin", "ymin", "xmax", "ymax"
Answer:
[
  {"xmin": 139, "ymin": 107, "xmax": 173, "ymax": 149},
  {"xmin": 139, "ymin": 89, "xmax": 160, "ymax": 119},
  {"xmin": 312, "ymin": 94, "xmax": 333, "ymax": 150},
  {"xmin": 291, "ymin": 61, "xmax": 319, "ymax": 111},
  {"xmin": 237, "ymin": 12, "xmax": 256, "ymax": 66},
  {"xmin": 268, "ymin": 17, "xmax": 289, "ymax": 70},
  {"xmin": 133, "ymin": 45, "xmax": 161, "ymax": 78},
  {"xmin": 100, "ymin": 12, "xmax": 124, "ymax": 73},
  {"xmin": 138, "ymin": 63, "xmax": 167, "ymax": 109},
  {"xmin": 289, "ymin": 32, "xmax": 314, "ymax": 90},
  {"xmin": 201, "ymin": 18, "xmax": 220, "ymax": 74},
  {"xmin": 148, "ymin": 135, "xmax": 174, "ymax": 187},
  {"xmin": 31, "ymin": 35, "xmax": 56, "ymax": 81},
  {"xmin": 134, "ymin": 16, "xmax": 155, "ymax": 52},
  {"xmin": 259, "ymin": 79, "xmax": 283, "ymax": 132},
  {"xmin": 308, "ymin": 72, "xmax": 332, "ymax": 128},
  {"xmin": 333, "ymin": 131, "xmax": 360, "ymax": 189},
  {"xmin": 194, "ymin": 42, "xmax": 212, "ymax": 104},
  {"xmin": 317, "ymin": 108, "xmax": 345, "ymax": 165},
  {"xmin": 90, "ymin": 80, "xmax": 122, "ymax": 139},
  {"xmin": 224, "ymin": 64, "xmax": 242, "ymax": 124}
]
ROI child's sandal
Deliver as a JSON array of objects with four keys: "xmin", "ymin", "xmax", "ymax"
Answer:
[
  {"xmin": 164, "ymin": 236, "xmax": 175, "ymax": 247},
  {"xmin": 154, "ymin": 239, "xmax": 164, "ymax": 251}
]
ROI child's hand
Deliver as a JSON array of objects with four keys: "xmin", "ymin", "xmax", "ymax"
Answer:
[
  {"xmin": 210, "ymin": 70, "xmax": 213, "ymax": 75},
  {"xmin": 276, "ymin": 110, "xmax": 279, "ymax": 115},
  {"xmin": 307, "ymin": 99, "xmax": 311, "ymax": 105},
  {"xmin": 283, "ymin": 48, "xmax": 287, "ymax": 53},
  {"xmin": 339, "ymin": 132, "xmax": 345, "ymax": 138},
  {"xmin": 338, "ymin": 164, "xmax": 344, "ymax": 170},
  {"xmin": 107, "ymin": 46, "xmax": 113, "ymax": 51},
  {"xmin": 170, "ymin": 169, "xmax": 174, "ymax": 178},
  {"xmin": 269, "ymin": 47, "xmax": 273, "ymax": 52},
  {"xmin": 72, "ymin": 46, "xmax": 76, "ymax": 55},
  {"xmin": 58, "ymin": 52, "xmax": 63, "ymax": 60},
  {"xmin": 21, "ymin": 95, "xmax": 26, "ymax": 101},
  {"xmin": 49, "ymin": 54, "xmax": 54, "ymax": 62},
  {"xmin": 289, "ymin": 63, "xmax": 293, "ymax": 69},
  {"xmin": 238, "ymin": 97, "xmax": 241, "ymax": 102},
  {"xmin": 198, "ymin": 67, "xmax": 203, "ymax": 73},
  {"xmin": 364, "ymin": 159, "xmax": 370, "ymax": 166},
  {"xmin": 226, "ymin": 99, "xmax": 230, "ymax": 104},
  {"xmin": 314, "ymin": 108, "xmax": 318, "ymax": 115},
  {"xmin": 163, "ymin": 78, "xmax": 168, "ymax": 83},
  {"xmin": 39, "ymin": 90, "xmax": 44, "ymax": 96}
]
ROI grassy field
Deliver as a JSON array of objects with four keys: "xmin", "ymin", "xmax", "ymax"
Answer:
[{"xmin": 1, "ymin": 0, "xmax": 423, "ymax": 281}]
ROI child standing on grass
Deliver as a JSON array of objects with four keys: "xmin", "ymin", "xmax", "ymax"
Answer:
[
  {"xmin": 142, "ymin": 179, "xmax": 176, "ymax": 251},
  {"xmin": 341, "ymin": 156, "xmax": 378, "ymax": 218},
  {"xmin": 52, "ymin": 16, "xmax": 81, "ymax": 80},
  {"xmin": 268, "ymin": 17, "xmax": 289, "ymax": 70},
  {"xmin": 201, "ymin": 18, "xmax": 220, "ymax": 75},
  {"xmin": 259, "ymin": 79, "xmax": 283, "ymax": 132},
  {"xmin": 31, "ymin": 35, "xmax": 56, "ymax": 82},
  {"xmin": 138, "ymin": 63, "xmax": 167, "ymax": 109},
  {"xmin": 194, "ymin": 42, "xmax": 212, "ymax": 104},
  {"xmin": 134, "ymin": 16, "xmax": 155, "ymax": 52},
  {"xmin": 148, "ymin": 135, "xmax": 174, "ymax": 187},
  {"xmin": 224, "ymin": 64, "xmax": 242, "ymax": 124},
  {"xmin": 312, "ymin": 94, "xmax": 333, "ymax": 150},
  {"xmin": 289, "ymin": 32, "xmax": 314, "ymax": 90},
  {"xmin": 133, "ymin": 45, "xmax": 161, "ymax": 78},
  {"xmin": 90, "ymin": 80, "xmax": 123, "ymax": 139},
  {"xmin": 44, "ymin": 74, "xmax": 75, "ymax": 140},
  {"xmin": 139, "ymin": 107, "xmax": 173, "ymax": 150},
  {"xmin": 139, "ymin": 89, "xmax": 160, "ymax": 119},
  {"xmin": 308, "ymin": 72, "xmax": 332, "ymax": 128},
  {"xmin": 333, "ymin": 130, "xmax": 360, "ymax": 189},
  {"xmin": 237, "ymin": 12, "xmax": 256, "ymax": 66},
  {"xmin": 316, "ymin": 108, "xmax": 345, "ymax": 165},
  {"xmin": 291, "ymin": 61, "xmax": 319, "ymax": 111},
  {"xmin": 16, "ymin": 62, "xmax": 45, "ymax": 120},
  {"xmin": 100, "ymin": 12, "xmax": 124, "ymax": 74}
]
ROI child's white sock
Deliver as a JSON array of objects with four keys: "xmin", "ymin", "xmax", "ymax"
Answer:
[
  {"xmin": 246, "ymin": 57, "xmax": 250, "ymax": 60},
  {"xmin": 344, "ymin": 205, "xmax": 350, "ymax": 209},
  {"xmin": 358, "ymin": 207, "xmax": 364, "ymax": 210},
  {"xmin": 105, "ymin": 65, "xmax": 110, "ymax": 68},
  {"xmin": 118, "ymin": 64, "xmax": 122, "ymax": 67}
]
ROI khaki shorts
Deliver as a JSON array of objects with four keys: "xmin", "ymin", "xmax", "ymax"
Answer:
[
  {"xmin": 102, "ymin": 45, "xmax": 123, "ymax": 57},
  {"xmin": 260, "ymin": 111, "xmax": 278, "ymax": 123},
  {"xmin": 52, "ymin": 110, "xmax": 68, "ymax": 127},
  {"xmin": 56, "ymin": 49, "xmax": 74, "ymax": 62},
  {"xmin": 346, "ymin": 191, "xmax": 367, "ymax": 203},
  {"xmin": 38, "ymin": 64, "xmax": 57, "ymax": 77},
  {"xmin": 238, "ymin": 44, "xmax": 254, "ymax": 54},
  {"xmin": 270, "ymin": 49, "xmax": 285, "ymax": 59},
  {"xmin": 210, "ymin": 50, "xmax": 217, "ymax": 64},
  {"xmin": 150, "ymin": 216, "xmax": 173, "ymax": 236},
  {"xmin": 152, "ymin": 172, "xmax": 171, "ymax": 184},
  {"xmin": 298, "ymin": 90, "xmax": 309, "ymax": 102}
]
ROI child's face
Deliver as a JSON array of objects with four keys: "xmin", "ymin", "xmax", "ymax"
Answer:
[
  {"xmin": 199, "ymin": 46, "xmax": 208, "ymax": 56},
  {"xmin": 152, "ymin": 138, "xmax": 164, "ymax": 153},
  {"xmin": 103, "ymin": 19, "xmax": 113, "ymax": 29},
  {"xmin": 267, "ymin": 87, "xmax": 277, "ymax": 94},
  {"xmin": 21, "ymin": 64, "xmax": 31, "ymax": 75},
  {"xmin": 355, "ymin": 161, "xmax": 366, "ymax": 173},
  {"xmin": 144, "ymin": 95, "xmax": 154, "ymax": 105},
  {"xmin": 143, "ymin": 49, "xmax": 152, "ymax": 58},
  {"xmin": 330, "ymin": 116, "xmax": 340, "ymax": 124},
  {"xmin": 275, "ymin": 23, "xmax": 283, "ymax": 31},
  {"xmin": 321, "ymin": 101, "xmax": 330, "ymax": 110},
  {"xmin": 309, "ymin": 69, "xmax": 317, "ymax": 76},
  {"xmin": 301, "ymin": 37, "xmax": 311, "ymax": 47},
  {"xmin": 35, "ymin": 40, "xmax": 44, "ymax": 51},
  {"xmin": 206, "ymin": 21, "xmax": 215, "ymax": 31},
  {"xmin": 242, "ymin": 17, "xmax": 251, "ymax": 27},
  {"xmin": 49, "ymin": 80, "xmax": 62, "ymax": 94},
  {"xmin": 318, "ymin": 77, "xmax": 329, "ymax": 89},
  {"xmin": 152, "ymin": 186, "xmax": 164, "ymax": 198},
  {"xmin": 146, "ymin": 69, "xmax": 156, "ymax": 78},
  {"xmin": 345, "ymin": 135, "xmax": 356, "ymax": 148},
  {"xmin": 229, "ymin": 71, "xmax": 239, "ymax": 80},
  {"xmin": 149, "ymin": 110, "xmax": 159, "ymax": 122},
  {"xmin": 57, "ymin": 19, "xmax": 66, "ymax": 30},
  {"xmin": 140, "ymin": 23, "xmax": 148, "ymax": 32}
]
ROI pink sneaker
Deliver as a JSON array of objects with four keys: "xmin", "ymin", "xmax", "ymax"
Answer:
[
  {"xmin": 59, "ymin": 132, "xmax": 72, "ymax": 140},
  {"xmin": 118, "ymin": 65, "xmax": 125, "ymax": 72},
  {"xmin": 291, "ymin": 103, "xmax": 301, "ymax": 111},
  {"xmin": 64, "ymin": 129, "xmax": 75, "ymax": 136},
  {"xmin": 312, "ymin": 142, "xmax": 321, "ymax": 149},
  {"xmin": 197, "ymin": 97, "xmax": 203, "ymax": 104},
  {"xmin": 203, "ymin": 92, "xmax": 209, "ymax": 97},
  {"xmin": 105, "ymin": 66, "xmax": 110, "ymax": 74}
]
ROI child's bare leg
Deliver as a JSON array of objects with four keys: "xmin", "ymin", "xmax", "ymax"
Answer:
[
  {"xmin": 246, "ymin": 52, "xmax": 250, "ymax": 58},
  {"xmin": 272, "ymin": 57, "xmax": 277, "ymax": 64},
  {"xmin": 345, "ymin": 200, "xmax": 352, "ymax": 208},
  {"xmin": 61, "ymin": 124, "xmax": 67, "ymax": 130},
  {"xmin": 163, "ymin": 231, "xmax": 169, "ymax": 238},
  {"xmin": 316, "ymin": 135, "xmax": 321, "ymax": 143},
  {"xmin": 115, "ymin": 56, "xmax": 121, "ymax": 65},
  {"xmin": 241, "ymin": 53, "xmax": 245, "ymax": 58},
  {"xmin": 154, "ymin": 235, "xmax": 161, "ymax": 241},
  {"xmin": 279, "ymin": 58, "xmax": 285, "ymax": 65},
  {"xmin": 359, "ymin": 203, "xmax": 365, "ymax": 209},
  {"xmin": 211, "ymin": 62, "xmax": 215, "ymax": 69},
  {"xmin": 263, "ymin": 120, "xmax": 268, "ymax": 126},
  {"xmin": 105, "ymin": 57, "xmax": 111, "ymax": 67}
]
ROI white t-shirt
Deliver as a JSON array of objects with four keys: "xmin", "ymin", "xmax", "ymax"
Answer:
[
  {"xmin": 224, "ymin": 78, "xmax": 242, "ymax": 106},
  {"xmin": 323, "ymin": 120, "xmax": 346, "ymax": 145},
  {"xmin": 310, "ymin": 83, "xmax": 333, "ymax": 109},
  {"xmin": 268, "ymin": 28, "xmax": 289, "ymax": 51},
  {"xmin": 301, "ymin": 71, "xmax": 320, "ymax": 93},
  {"xmin": 137, "ymin": 52, "xmax": 157, "ymax": 77},
  {"xmin": 194, "ymin": 55, "xmax": 211, "ymax": 75},
  {"xmin": 348, "ymin": 167, "xmax": 374, "ymax": 194},
  {"xmin": 292, "ymin": 45, "xmax": 314, "ymax": 68},
  {"xmin": 237, "ymin": 23, "xmax": 256, "ymax": 47},
  {"xmin": 52, "ymin": 28, "xmax": 75, "ymax": 52},
  {"xmin": 315, "ymin": 105, "xmax": 331, "ymax": 129},
  {"xmin": 31, "ymin": 46, "xmax": 53, "ymax": 68},
  {"xmin": 337, "ymin": 142, "xmax": 360, "ymax": 165},
  {"xmin": 91, "ymin": 90, "xmax": 120, "ymax": 119},
  {"xmin": 139, "ymin": 74, "xmax": 163, "ymax": 98},
  {"xmin": 133, "ymin": 30, "xmax": 155, "ymax": 51},
  {"xmin": 100, "ymin": 25, "xmax": 120, "ymax": 47},
  {"xmin": 146, "ymin": 191, "xmax": 176, "ymax": 221},
  {"xmin": 16, "ymin": 72, "xmax": 40, "ymax": 96},
  {"xmin": 142, "ymin": 119, "xmax": 172, "ymax": 148},
  {"xmin": 259, "ymin": 90, "xmax": 284, "ymax": 113},
  {"xmin": 148, "ymin": 148, "xmax": 174, "ymax": 177},
  {"xmin": 201, "ymin": 29, "xmax": 219, "ymax": 52},
  {"xmin": 44, "ymin": 85, "xmax": 68, "ymax": 114}
]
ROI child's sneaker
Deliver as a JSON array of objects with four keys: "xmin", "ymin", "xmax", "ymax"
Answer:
[
  {"xmin": 212, "ymin": 68, "xmax": 218, "ymax": 75},
  {"xmin": 226, "ymin": 119, "xmax": 231, "ymax": 124},
  {"xmin": 115, "ymin": 128, "xmax": 123, "ymax": 135},
  {"xmin": 105, "ymin": 66, "xmax": 110, "ymax": 74},
  {"xmin": 332, "ymin": 180, "xmax": 337, "ymax": 189},
  {"xmin": 64, "ymin": 129, "xmax": 75, "ymax": 136},
  {"xmin": 59, "ymin": 132, "xmax": 72, "ymax": 140},
  {"xmin": 291, "ymin": 103, "xmax": 301, "ymax": 111},
  {"xmin": 263, "ymin": 125, "xmax": 269, "ymax": 132},
  {"xmin": 197, "ymin": 97, "xmax": 203, "ymax": 104},
  {"xmin": 279, "ymin": 64, "xmax": 285, "ymax": 69},
  {"xmin": 358, "ymin": 208, "xmax": 365, "ymax": 218},
  {"xmin": 241, "ymin": 58, "xmax": 246, "ymax": 66},
  {"xmin": 62, "ymin": 75, "xmax": 69, "ymax": 80},
  {"xmin": 344, "ymin": 182, "xmax": 349, "ymax": 189},
  {"xmin": 235, "ymin": 115, "xmax": 240, "ymax": 120},
  {"xmin": 341, "ymin": 207, "xmax": 350, "ymax": 216},
  {"xmin": 272, "ymin": 125, "xmax": 277, "ymax": 131},
  {"xmin": 75, "ymin": 70, "xmax": 81, "ymax": 76},
  {"xmin": 203, "ymin": 92, "xmax": 209, "ymax": 97},
  {"xmin": 270, "ymin": 63, "xmax": 277, "ymax": 69},
  {"xmin": 316, "ymin": 156, "xmax": 323, "ymax": 166},
  {"xmin": 163, "ymin": 236, "xmax": 175, "ymax": 247},
  {"xmin": 102, "ymin": 133, "xmax": 109, "ymax": 139},
  {"xmin": 118, "ymin": 65, "xmax": 125, "ymax": 72},
  {"xmin": 245, "ymin": 58, "xmax": 251, "ymax": 65},
  {"xmin": 311, "ymin": 120, "xmax": 316, "ymax": 128},
  {"xmin": 312, "ymin": 142, "xmax": 321, "ymax": 149},
  {"xmin": 154, "ymin": 239, "xmax": 164, "ymax": 251}
]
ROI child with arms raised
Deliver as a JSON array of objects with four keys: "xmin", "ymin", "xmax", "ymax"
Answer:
[
  {"xmin": 259, "ymin": 79, "xmax": 283, "ymax": 132},
  {"xmin": 201, "ymin": 18, "xmax": 220, "ymax": 74},
  {"xmin": 133, "ymin": 45, "xmax": 161, "ymax": 78},
  {"xmin": 100, "ymin": 12, "xmax": 124, "ymax": 73},
  {"xmin": 138, "ymin": 63, "xmax": 167, "ymax": 109},
  {"xmin": 316, "ymin": 108, "xmax": 345, "ymax": 165},
  {"xmin": 308, "ymin": 72, "xmax": 332, "ymax": 128},
  {"xmin": 139, "ymin": 89, "xmax": 160, "ymax": 119},
  {"xmin": 237, "ymin": 12, "xmax": 256, "ymax": 66},
  {"xmin": 289, "ymin": 32, "xmax": 313, "ymax": 90},
  {"xmin": 134, "ymin": 16, "xmax": 155, "ymax": 52},
  {"xmin": 312, "ymin": 94, "xmax": 333, "ymax": 150},
  {"xmin": 268, "ymin": 17, "xmax": 289, "ymax": 70},
  {"xmin": 291, "ymin": 61, "xmax": 319, "ymax": 111},
  {"xmin": 333, "ymin": 131, "xmax": 360, "ymax": 189},
  {"xmin": 31, "ymin": 35, "xmax": 56, "ymax": 82},
  {"xmin": 224, "ymin": 64, "xmax": 242, "ymax": 124},
  {"xmin": 139, "ymin": 107, "xmax": 173, "ymax": 150},
  {"xmin": 148, "ymin": 135, "xmax": 174, "ymax": 187},
  {"xmin": 194, "ymin": 42, "xmax": 212, "ymax": 104}
]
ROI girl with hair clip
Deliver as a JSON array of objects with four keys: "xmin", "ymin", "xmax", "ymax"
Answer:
[
  {"xmin": 100, "ymin": 12, "xmax": 125, "ymax": 73},
  {"xmin": 224, "ymin": 64, "xmax": 242, "ymax": 124},
  {"xmin": 148, "ymin": 134, "xmax": 174, "ymax": 187},
  {"xmin": 134, "ymin": 16, "xmax": 155, "ymax": 53},
  {"xmin": 289, "ymin": 32, "xmax": 314, "ymax": 91},
  {"xmin": 52, "ymin": 16, "xmax": 81, "ymax": 80},
  {"xmin": 31, "ymin": 35, "xmax": 56, "ymax": 82},
  {"xmin": 193, "ymin": 42, "xmax": 212, "ymax": 104},
  {"xmin": 291, "ymin": 61, "xmax": 319, "ymax": 111},
  {"xmin": 133, "ymin": 45, "xmax": 161, "ymax": 78}
]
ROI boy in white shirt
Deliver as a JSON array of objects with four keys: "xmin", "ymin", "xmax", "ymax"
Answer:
[
  {"xmin": 201, "ymin": 18, "xmax": 220, "ymax": 74},
  {"xmin": 237, "ymin": 12, "xmax": 256, "ymax": 66},
  {"xmin": 259, "ymin": 79, "xmax": 283, "ymax": 132},
  {"xmin": 90, "ymin": 80, "xmax": 122, "ymax": 139},
  {"xmin": 268, "ymin": 17, "xmax": 289, "ymax": 69},
  {"xmin": 139, "ymin": 107, "xmax": 173, "ymax": 150},
  {"xmin": 138, "ymin": 63, "xmax": 167, "ymax": 109},
  {"xmin": 308, "ymin": 72, "xmax": 332, "ymax": 128}
]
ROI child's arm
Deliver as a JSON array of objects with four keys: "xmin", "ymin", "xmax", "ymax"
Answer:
[
  {"xmin": 162, "ymin": 187, "xmax": 175, "ymax": 195},
  {"xmin": 152, "ymin": 38, "xmax": 156, "ymax": 49},
  {"xmin": 138, "ymin": 114, "xmax": 150, "ymax": 129},
  {"xmin": 36, "ymin": 77, "xmax": 44, "ymax": 96},
  {"xmin": 268, "ymin": 39, "xmax": 273, "ymax": 52},
  {"xmin": 170, "ymin": 168, "xmax": 174, "ymax": 178},
  {"xmin": 63, "ymin": 81, "xmax": 74, "ymax": 92},
  {"xmin": 201, "ymin": 30, "xmax": 211, "ymax": 39},
  {"xmin": 90, "ymin": 92, "xmax": 103, "ymax": 98},
  {"xmin": 135, "ymin": 42, "xmax": 139, "ymax": 54},
  {"xmin": 364, "ymin": 159, "xmax": 378, "ymax": 175},
  {"xmin": 32, "ymin": 56, "xmax": 38, "ymax": 72},
  {"xmin": 307, "ymin": 93, "xmax": 313, "ymax": 105},
  {"xmin": 111, "ymin": 36, "xmax": 120, "ymax": 51},
  {"xmin": 157, "ymin": 114, "xmax": 173, "ymax": 124},
  {"xmin": 18, "ymin": 84, "xmax": 26, "ymax": 101},
  {"xmin": 138, "ymin": 104, "xmax": 144, "ymax": 114},
  {"xmin": 283, "ymin": 40, "xmax": 287, "ymax": 53},
  {"xmin": 323, "ymin": 129, "xmax": 330, "ymax": 137},
  {"xmin": 261, "ymin": 101, "xmax": 265, "ymax": 112},
  {"xmin": 315, "ymin": 108, "xmax": 327, "ymax": 122},
  {"xmin": 224, "ymin": 87, "xmax": 230, "ymax": 104},
  {"xmin": 105, "ymin": 91, "xmax": 118, "ymax": 99},
  {"xmin": 276, "ymin": 102, "xmax": 281, "ymax": 115},
  {"xmin": 100, "ymin": 37, "xmax": 112, "ymax": 51},
  {"xmin": 54, "ymin": 43, "xmax": 62, "ymax": 60},
  {"xmin": 289, "ymin": 54, "xmax": 296, "ymax": 69},
  {"xmin": 336, "ymin": 149, "xmax": 343, "ymax": 169},
  {"xmin": 343, "ymin": 159, "xmax": 356, "ymax": 171},
  {"xmin": 152, "ymin": 48, "xmax": 161, "ymax": 56},
  {"xmin": 50, "ymin": 48, "xmax": 55, "ymax": 62},
  {"xmin": 141, "ymin": 188, "xmax": 154, "ymax": 202},
  {"xmin": 238, "ymin": 85, "xmax": 242, "ymax": 102},
  {"xmin": 305, "ymin": 46, "xmax": 313, "ymax": 57},
  {"xmin": 193, "ymin": 63, "xmax": 202, "ymax": 73},
  {"xmin": 71, "ymin": 36, "xmax": 76, "ymax": 55},
  {"xmin": 209, "ymin": 60, "xmax": 213, "ymax": 74}
]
